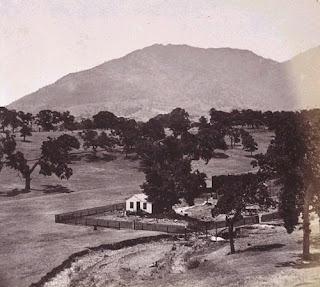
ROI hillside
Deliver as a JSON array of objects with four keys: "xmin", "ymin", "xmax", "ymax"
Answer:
[{"xmin": 8, "ymin": 44, "xmax": 320, "ymax": 119}]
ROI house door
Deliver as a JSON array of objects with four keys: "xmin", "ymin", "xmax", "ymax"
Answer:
[{"xmin": 137, "ymin": 202, "xmax": 141, "ymax": 210}]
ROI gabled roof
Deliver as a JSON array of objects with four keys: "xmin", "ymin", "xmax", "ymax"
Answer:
[{"xmin": 126, "ymin": 193, "xmax": 150, "ymax": 203}]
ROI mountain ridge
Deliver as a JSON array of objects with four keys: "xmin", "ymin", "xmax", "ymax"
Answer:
[{"xmin": 8, "ymin": 44, "xmax": 320, "ymax": 120}]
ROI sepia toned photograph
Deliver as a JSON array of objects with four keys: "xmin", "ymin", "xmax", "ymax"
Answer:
[{"xmin": 1, "ymin": 1, "xmax": 320, "ymax": 286}]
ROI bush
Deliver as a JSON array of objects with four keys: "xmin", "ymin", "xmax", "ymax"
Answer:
[{"xmin": 186, "ymin": 259, "xmax": 200, "ymax": 270}]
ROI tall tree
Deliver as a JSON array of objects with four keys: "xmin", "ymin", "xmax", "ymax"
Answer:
[
  {"xmin": 254, "ymin": 112, "xmax": 320, "ymax": 259},
  {"xmin": 140, "ymin": 118, "xmax": 165, "ymax": 142},
  {"xmin": 60, "ymin": 111, "xmax": 76, "ymax": 131},
  {"xmin": 196, "ymin": 127, "xmax": 227, "ymax": 163},
  {"xmin": 0, "ymin": 107, "xmax": 9, "ymax": 132},
  {"xmin": 140, "ymin": 136, "xmax": 206, "ymax": 212},
  {"xmin": 115, "ymin": 119, "xmax": 141, "ymax": 156},
  {"xmin": 212, "ymin": 173, "xmax": 273, "ymax": 254},
  {"xmin": 198, "ymin": 116, "xmax": 210, "ymax": 131},
  {"xmin": 3, "ymin": 133, "xmax": 80, "ymax": 190},
  {"xmin": 168, "ymin": 108, "xmax": 190, "ymax": 137},
  {"xmin": 80, "ymin": 118, "xmax": 94, "ymax": 130},
  {"xmin": 242, "ymin": 134, "xmax": 258, "ymax": 156},
  {"xmin": 18, "ymin": 111, "xmax": 33, "ymax": 127},
  {"xmin": 92, "ymin": 111, "xmax": 118, "ymax": 130},
  {"xmin": 228, "ymin": 127, "xmax": 241, "ymax": 148},
  {"xmin": 20, "ymin": 124, "xmax": 32, "ymax": 142},
  {"xmin": 36, "ymin": 110, "xmax": 61, "ymax": 131},
  {"xmin": 78, "ymin": 130, "xmax": 117, "ymax": 155},
  {"xmin": 6, "ymin": 110, "xmax": 21, "ymax": 132}
]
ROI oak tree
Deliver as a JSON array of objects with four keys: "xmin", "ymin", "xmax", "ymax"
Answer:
[
  {"xmin": 2, "ymin": 133, "xmax": 80, "ymax": 190},
  {"xmin": 254, "ymin": 113, "xmax": 320, "ymax": 259},
  {"xmin": 212, "ymin": 173, "xmax": 273, "ymax": 254},
  {"xmin": 20, "ymin": 124, "xmax": 32, "ymax": 142}
]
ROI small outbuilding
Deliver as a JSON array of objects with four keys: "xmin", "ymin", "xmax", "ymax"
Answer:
[{"xmin": 126, "ymin": 193, "xmax": 153, "ymax": 214}]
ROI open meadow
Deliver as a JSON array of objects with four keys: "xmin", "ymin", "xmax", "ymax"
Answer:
[{"xmin": 0, "ymin": 129, "xmax": 275, "ymax": 287}]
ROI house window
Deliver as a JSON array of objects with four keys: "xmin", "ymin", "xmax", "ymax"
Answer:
[
  {"xmin": 143, "ymin": 203, "xmax": 147, "ymax": 210},
  {"xmin": 130, "ymin": 202, "xmax": 134, "ymax": 209}
]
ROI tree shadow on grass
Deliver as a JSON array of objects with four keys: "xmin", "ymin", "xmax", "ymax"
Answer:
[
  {"xmin": 276, "ymin": 253, "xmax": 320, "ymax": 269},
  {"xmin": 242, "ymin": 243, "xmax": 285, "ymax": 252},
  {"xmin": 68, "ymin": 152, "xmax": 117, "ymax": 162},
  {"xmin": 84, "ymin": 153, "xmax": 117, "ymax": 162},
  {"xmin": 42, "ymin": 184, "xmax": 74, "ymax": 194},
  {"xmin": 212, "ymin": 152, "xmax": 229, "ymax": 159},
  {"xmin": 6, "ymin": 188, "xmax": 30, "ymax": 197}
]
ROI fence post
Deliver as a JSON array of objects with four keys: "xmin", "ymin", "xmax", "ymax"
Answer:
[
  {"xmin": 185, "ymin": 226, "xmax": 187, "ymax": 240},
  {"xmin": 166, "ymin": 226, "xmax": 169, "ymax": 233},
  {"xmin": 119, "ymin": 222, "xmax": 121, "ymax": 230},
  {"xmin": 205, "ymin": 223, "xmax": 208, "ymax": 239},
  {"xmin": 215, "ymin": 224, "xmax": 218, "ymax": 242}
]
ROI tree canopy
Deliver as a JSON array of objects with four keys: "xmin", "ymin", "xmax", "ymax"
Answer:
[
  {"xmin": 139, "ymin": 136, "xmax": 206, "ymax": 212},
  {"xmin": 212, "ymin": 173, "xmax": 273, "ymax": 254},
  {"xmin": 36, "ymin": 110, "xmax": 62, "ymax": 131},
  {"xmin": 1, "ymin": 132, "xmax": 80, "ymax": 190},
  {"xmin": 254, "ymin": 112, "xmax": 320, "ymax": 259},
  {"xmin": 92, "ymin": 111, "xmax": 118, "ymax": 130},
  {"xmin": 78, "ymin": 129, "xmax": 117, "ymax": 155},
  {"xmin": 168, "ymin": 108, "xmax": 191, "ymax": 137}
]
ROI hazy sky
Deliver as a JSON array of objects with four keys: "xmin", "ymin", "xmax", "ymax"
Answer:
[{"xmin": 1, "ymin": 0, "xmax": 320, "ymax": 106}]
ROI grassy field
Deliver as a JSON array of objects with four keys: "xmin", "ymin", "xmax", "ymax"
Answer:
[
  {"xmin": 0, "ymin": 131, "xmax": 145, "ymax": 198},
  {"xmin": 0, "ymin": 129, "xmax": 274, "ymax": 287},
  {"xmin": 0, "ymin": 128, "xmax": 274, "ymax": 196}
]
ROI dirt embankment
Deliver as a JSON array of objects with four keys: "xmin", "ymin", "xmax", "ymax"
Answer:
[
  {"xmin": 36, "ymin": 220, "xmax": 320, "ymax": 287},
  {"xmin": 41, "ymin": 235, "xmax": 218, "ymax": 287},
  {"xmin": 30, "ymin": 235, "xmax": 171, "ymax": 287}
]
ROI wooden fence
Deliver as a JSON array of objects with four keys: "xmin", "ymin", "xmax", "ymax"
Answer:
[
  {"xmin": 261, "ymin": 212, "xmax": 280, "ymax": 222},
  {"xmin": 62, "ymin": 217, "xmax": 187, "ymax": 233},
  {"xmin": 55, "ymin": 203, "xmax": 125, "ymax": 223},
  {"xmin": 55, "ymin": 203, "xmax": 280, "ymax": 234}
]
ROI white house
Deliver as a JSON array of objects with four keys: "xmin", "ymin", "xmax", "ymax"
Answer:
[{"xmin": 126, "ymin": 193, "xmax": 153, "ymax": 214}]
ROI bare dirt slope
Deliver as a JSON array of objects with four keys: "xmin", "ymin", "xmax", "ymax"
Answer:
[{"xmin": 43, "ymin": 220, "xmax": 320, "ymax": 287}]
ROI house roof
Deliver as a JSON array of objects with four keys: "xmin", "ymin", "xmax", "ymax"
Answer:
[
  {"xmin": 246, "ymin": 204, "xmax": 259, "ymax": 209},
  {"xmin": 126, "ymin": 193, "xmax": 150, "ymax": 203}
]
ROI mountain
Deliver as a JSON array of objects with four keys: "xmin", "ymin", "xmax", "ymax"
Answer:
[{"xmin": 7, "ymin": 44, "xmax": 320, "ymax": 120}]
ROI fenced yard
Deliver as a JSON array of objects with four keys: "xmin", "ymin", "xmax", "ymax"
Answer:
[{"xmin": 55, "ymin": 203, "xmax": 280, "ymax": 234}]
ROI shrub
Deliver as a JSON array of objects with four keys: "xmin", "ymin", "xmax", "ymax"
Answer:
[{"xmin": 186, "ymin": 259, "xmax": 200, "ymax": 270}]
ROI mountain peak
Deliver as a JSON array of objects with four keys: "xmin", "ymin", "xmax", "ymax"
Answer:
[{"xmin": 8, "ymin": 44, "xmax": 320, "ymax": 119}]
